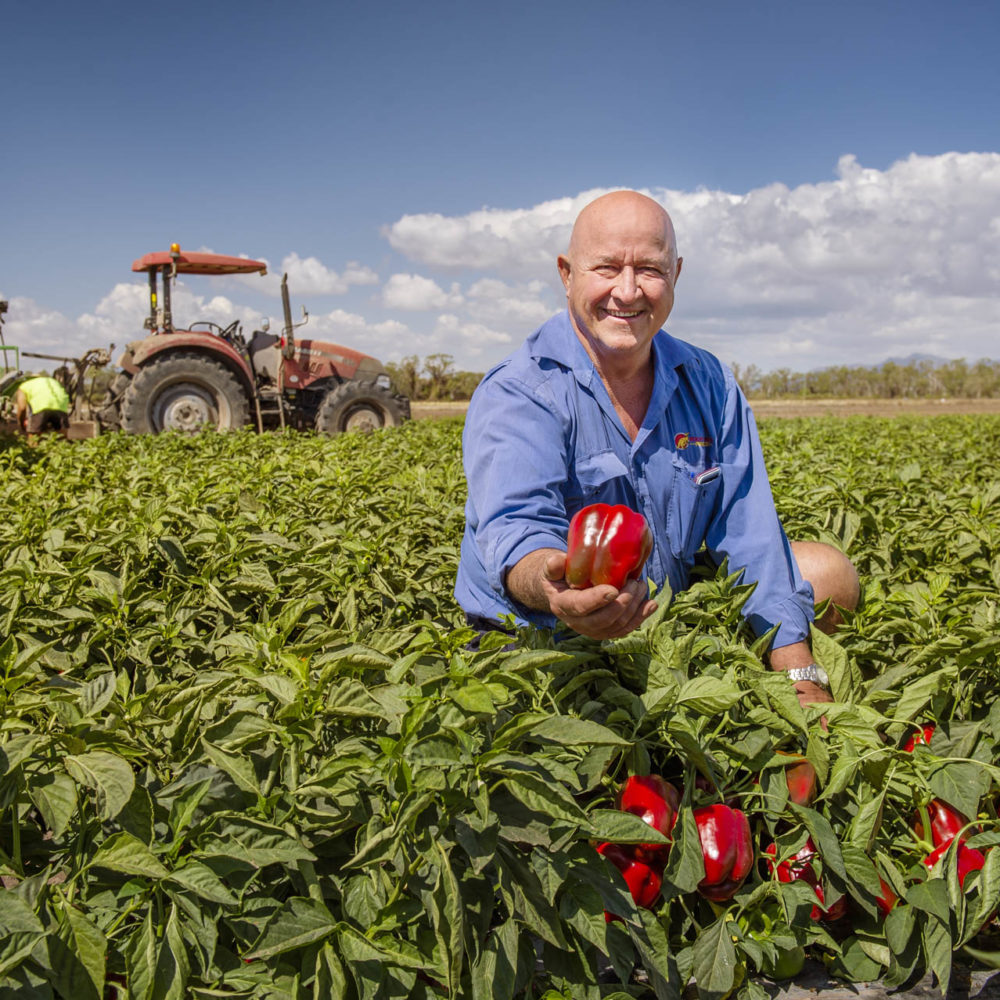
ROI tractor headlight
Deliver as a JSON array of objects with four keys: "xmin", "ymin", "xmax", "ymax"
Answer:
[{"xmin": 375, "ymin": 373, "xmax": 391, "ymax": 390}]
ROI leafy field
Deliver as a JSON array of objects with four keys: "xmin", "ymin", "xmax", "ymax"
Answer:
[{"xmin": 2, "ymin": 416, "xmax": 1000, "ymax": 1000}]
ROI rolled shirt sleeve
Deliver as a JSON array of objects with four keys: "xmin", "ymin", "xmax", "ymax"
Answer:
[{"xmin": 456, "ymin": 370, "xmax": 572, "ymax": 623}]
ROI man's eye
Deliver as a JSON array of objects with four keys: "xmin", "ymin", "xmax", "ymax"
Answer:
[
  {"xmin": 638, "ymin": 267, "xmax": 664, "ymax": 277},
  {"xmin": 594, "ymin": 265, "xmax": 619, "ymax": 276}
]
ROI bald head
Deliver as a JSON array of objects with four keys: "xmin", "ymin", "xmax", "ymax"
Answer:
[{"xmin": 566, "ymin": 191, "xmax": 679, "ymax": 266}]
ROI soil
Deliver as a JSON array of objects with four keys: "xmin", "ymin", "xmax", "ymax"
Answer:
[{"xmin": 411, "ymin": 399, "xmax": 1000, "ymax": 421}]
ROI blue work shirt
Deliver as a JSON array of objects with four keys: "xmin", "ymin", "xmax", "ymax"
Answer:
[{"xmin": 455, "ymin": 310, "xmax": 814, "ymax": 648}]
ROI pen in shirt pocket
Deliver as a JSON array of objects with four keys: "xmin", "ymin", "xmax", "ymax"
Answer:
[{"xmin": 693, "ymin": 466, "xmax": 721, "ymax": 485}]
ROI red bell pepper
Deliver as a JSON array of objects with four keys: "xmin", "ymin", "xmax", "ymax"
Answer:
[
  {"xmin": 764, "ymin": 839, "xmax": 850, "ymax": 921},
  {"xmin": 904, "ymin": 724, "xmax": 935, "ymax": 751},
  {"xmin": 777, "ymin": 753, "xmax": 818, "ymax": 806},
  {"xmin": 694, "ymin": 804, "xmax": 753, "ymax": 901},
  {"xmin": 914, "ymin": 799, "xmax": 970, "ymax": 849},
  {"xmin": 876, "ymin": 877, "xmax": 898, "ymax": 918},
  {"xmin": 565, "ymin": 503, "xmax": 652, "ymax": 590},
  {"xmin": 765, "ymin": 839, "xmax": 822, "ymax": 919},
  {"xmin": 597, "ymin": 841, "xmax": 662, "ymax": 919},
  {"xmin": 923, "ymin": 840, "xmax": 986, "ymax": 888},
  {"xmin": 617, "ymin": 774, "xmax": 680, "ymax": 864}
]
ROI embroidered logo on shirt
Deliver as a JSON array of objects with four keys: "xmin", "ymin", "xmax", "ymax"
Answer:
[{"xmin": 675, "ymin": 432, "xmax": 712, "ymax": 450}]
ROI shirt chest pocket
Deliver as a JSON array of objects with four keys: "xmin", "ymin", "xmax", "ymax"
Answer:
[
  {"xmin": 667, "ymin": 460, "xmax": 723, "ymax": 562},
  {"xmin": 565, "ymin": 449, "xmax": 630, "ymax": 508}
]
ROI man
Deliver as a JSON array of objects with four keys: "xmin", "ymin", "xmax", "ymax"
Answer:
[
  {"xmin": 455, "ymin": 190, "xmax": 858, "ymax": 706},
  {"xmin": 14, "ymin": 374, "xmax": 71, "ymax": 443}
]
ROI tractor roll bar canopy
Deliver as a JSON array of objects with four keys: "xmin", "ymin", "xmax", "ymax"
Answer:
[{"xmin": 132, "ymin": 250, "xmax": 267, "ymax": 276}]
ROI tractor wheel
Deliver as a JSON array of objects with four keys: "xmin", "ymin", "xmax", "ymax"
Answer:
[
  {"xmin": 120, "ymin": 352, "xmax": 250, "ymax": 434},
  {"xmin": 314, "ymin": 381, "xmax": 406, "ymax": 435}
]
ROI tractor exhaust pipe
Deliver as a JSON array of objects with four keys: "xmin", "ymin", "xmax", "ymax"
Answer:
[{"xmin": 281, "ymin": 273, "xmax": 294, "ymax": 359}]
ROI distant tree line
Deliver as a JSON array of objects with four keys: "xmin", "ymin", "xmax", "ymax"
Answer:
[
  {"xmin": 388, "ymin": 354, "xmax": 1000, "ymax": 402},
  {"xmin": 385, "ymin": 354, "xmax": 484, "ymax": 401},
  {"xmin": 731, "ymin": 357, "xmax": 1000, "ymax": 399}
]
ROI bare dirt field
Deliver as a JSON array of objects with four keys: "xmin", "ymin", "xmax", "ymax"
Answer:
[{"xmin": 412, "ymin": 398, "xmax": 1000, "ymax": 421}]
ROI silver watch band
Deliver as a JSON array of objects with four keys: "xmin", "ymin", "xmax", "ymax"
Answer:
[{"xmin": 785, "ymin": 663, "xmax": 829, "ymax": 689}]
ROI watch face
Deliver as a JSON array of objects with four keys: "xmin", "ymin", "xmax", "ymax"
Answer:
[{"xmin": 814, "ymin": 665, "xmax": 830, "ymax": 685}]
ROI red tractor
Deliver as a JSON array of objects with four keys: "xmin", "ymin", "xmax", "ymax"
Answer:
[{"xmin": 98, "ymin": 244, "xmax": 409, "ymax": 435}]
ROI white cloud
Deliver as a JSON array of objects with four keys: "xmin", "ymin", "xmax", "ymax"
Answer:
[
  {"xmin": 464, "ymin": 277, "xmax": 557, "ymax": 328},
  {"xmin": 433, "ymin": 314, "xmax": 513, "ymax": 362},
  {"xmin": 382, "ymin": 273, "xmax": 462, "ymax": 310},
  {"xmin": 280, "ymin": 253, "xmax": 378, "ymax": 296},
  {"xmin": 384, "ymin": 189, "xmax": 609, "ymax": 276}
]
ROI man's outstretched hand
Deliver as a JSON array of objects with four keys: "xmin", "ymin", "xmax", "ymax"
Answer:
[{"xmin": 540, "ymin": 552, "xmax": 657, "ymax": 639}]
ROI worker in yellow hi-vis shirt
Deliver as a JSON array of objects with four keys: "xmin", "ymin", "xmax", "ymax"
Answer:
[{"xmin": 14, "ymin": 375, "xmax": 71, "ymax": 443}]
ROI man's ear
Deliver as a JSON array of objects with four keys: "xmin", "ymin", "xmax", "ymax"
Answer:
[
  {"xmin": 557, "ymin": 255, "xmax": 572, "ymax": 292},
  {"xmin": 675, "ymin": 256, "xmax": 683, "ymax": 283}
]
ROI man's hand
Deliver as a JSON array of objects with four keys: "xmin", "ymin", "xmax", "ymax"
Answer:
[
  {"xmin": 506, "ymin": 548, "xmax": 657, "ymax": 640},
  {"xmin": 543, "ymin": 552, "xmax": 657, "ymax": 638},
  {"xmin": 791, "ymin": 680, "xmax": 832, "ymax": 707},
  {"xmin": 768, "ymin": 640, "xmax": 833, "ymax": 709}
]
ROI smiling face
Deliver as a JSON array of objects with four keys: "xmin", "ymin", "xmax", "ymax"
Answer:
[{"xmin": 558, "ymin": 192, "xmax": 682, "ymax": 369}]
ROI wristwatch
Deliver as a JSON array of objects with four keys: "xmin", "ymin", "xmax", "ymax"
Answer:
[{"xmin": 785, "ymin": 663, "xmax": 829, "ymax": 689}]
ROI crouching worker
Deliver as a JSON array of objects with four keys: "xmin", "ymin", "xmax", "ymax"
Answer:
[
  {"xmin": 455, "ymin": 190, "xmax": 859, "ymax": 707},
  {"xmin": 14, "ymin": 375, "xmax": 71, "ymax": 444}
]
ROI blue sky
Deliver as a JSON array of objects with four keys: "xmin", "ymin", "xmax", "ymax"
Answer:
[{"xmin": 3, "ymin": 0, "xmax": 998, "ymax": 375}]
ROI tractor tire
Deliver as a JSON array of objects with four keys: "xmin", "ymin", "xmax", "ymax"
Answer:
[
  {"xmin": 120, "ymin": 352, "xmax": 250, "ymax": 434},
  {"xmin": 314, "ymin": 381, "xmax": 407, "ymax": 435}
]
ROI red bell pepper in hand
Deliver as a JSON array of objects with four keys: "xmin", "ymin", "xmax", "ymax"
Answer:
[
  {"xmin": 617, "ymin": 774, "xmax": 680, "ymax": 864},
  {"xmin": 914, "ymin": 799, "xmax": 970, "ymax": 849},
  {"xmin": 923, "ymin": 840, "xmax": 986, "ymax": 888},
  {"xmin": 597, "ymin": 841, "xmax": 662, "ymax": 919},
  {"xmin": 694, "ymin": 804, "xmax": 753, "ymax": 901},
  {"xmin": 565, "ymin": 503, "xmax": 653, "ymax": 590}
]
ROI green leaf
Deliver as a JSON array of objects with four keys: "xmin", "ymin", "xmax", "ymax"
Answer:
[
  {"xmin": 789, "ymin": 804, "xmax": 846, "ymax": 879},
  {"xmin": 690, "ymin": 914, "xmax": 738, "ymax": 1000},
  {"xmin": 246, "ymin": 898, "xmax": 337, "ymax": 960},
  {"xmin": 905, "ymin": 878, "xmax": 951, "ymax": 923},
  {"xmin": 0, "ymin": 893, "xmax": 45, "ymax": 979},
  {"xmin": 661, "ymin": 808, "xmax": 706, "ymax": 894},
  {"xmin": 523, "ymin": 715, "xmax": 630, "ymax": 747},
  {"xmin": 928, "ymin": 760, "xmax": 991, "ymax": 821},
  {"xmin": 153, "ymin": 903, "xmax": 190, "ymax": 1000},
  {"xmin": 125, "ymin": 910, "xmax": 157, "ymax": 1000},
  {"xmin": 200, "ymin": 739, "xmax": 259, "ymax": 797},
  {"xmin": 431, "ymin": 844, "xmax": 464, "ymax": 994},
  {"xmin": 63, "ymin": 750, "xmax": 134, "ymax": 821},
  {"xmin": 167, "ymin": 860, "xmax": 238, "ymax": 906},
  {"xmin": 586, "ymin": 809, "xmax": 671, "ymax": 848},
  {"xmin": 29, "ymin": 770, "xmax": 78, "ymax": 839},
  {"xmin": 77, "ymin": 671, "xmax": 118, "ymax": 718},
  {"xmin": 922, "ymin": 916, "xmax": 953, "ymax": 996},
  {"xmin": 471, "ymin": 919, "xmax": 518, "ymax": 1000},
  {"xmin": 811, "ymin": 627, "xmax": 856, "ymax": 702},
  {"xmin": 674, "ymin": 675, "xmax": 742, "ymax": 715},
  {"xmin": 89, "ymin": 831, "xmax": 169, "ymax": 880},
  {"xmin": 49, "ymin": 902, "xmax": 106, "ymax": 1000},
  {"xmin": 502, "ymin": 773, "xmax": 588, "ymax": 825}
]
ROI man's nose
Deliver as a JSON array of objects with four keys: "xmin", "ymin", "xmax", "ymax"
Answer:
[{"xmin": 614, "ymin": 267, "xmax": 638, "ymax": 300}]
